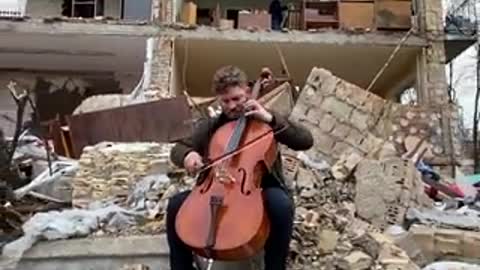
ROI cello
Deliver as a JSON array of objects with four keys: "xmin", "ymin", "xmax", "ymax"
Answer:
[{"xmin": 175, "ymin": 78, "xmax": 278, "ymax": 264}]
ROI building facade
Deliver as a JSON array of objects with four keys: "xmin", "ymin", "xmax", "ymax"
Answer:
[{"xmin": 0, "ymin": 0, "xmax": 477, "ymax": 175}]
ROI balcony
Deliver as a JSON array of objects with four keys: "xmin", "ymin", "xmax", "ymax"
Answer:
[
  {"xmin": 176, "ymin": 0, "xmax": 414, "ymax": 34},
  {"xmin": 444, "ymin": 0, "xmax": 478, "ymax": 62},
  {"xmin": 17, "ymin": 0, "xmax": 153, "ymax": 22}
]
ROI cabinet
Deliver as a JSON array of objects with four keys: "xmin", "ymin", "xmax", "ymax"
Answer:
[{"xmin": 302, "ymin": 0, "xmax": 339, "ymax": 30}]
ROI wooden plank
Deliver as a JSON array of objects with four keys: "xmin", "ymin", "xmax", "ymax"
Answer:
[
  {"xmin": 67, "ymin": 96, "xmax": 192, "ymax": 158},
  {"xmin": 339, "ymin": 2, "xmax": 374, "ymax": 29}
]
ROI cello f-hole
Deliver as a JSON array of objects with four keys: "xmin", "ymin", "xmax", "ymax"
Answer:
[
  {"xmin": 200, "ymin": 174, "xmax": 214, "ymax": 194},
  {"xmin": 239, "ymin": 168, "xmax": 250, "ymax": 195}
]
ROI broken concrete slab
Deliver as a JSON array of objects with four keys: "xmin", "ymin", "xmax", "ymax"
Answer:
[
  {"xmin": 354, "ymin": 157, "xmax": 433, "ymax": 231},
  {"xmin": 406, "ymin": 208, "xmax": 480, "ymax": 230},
  {"xmin": 409, "ymin": 225, "xmax": 480, "ymax": 263}
]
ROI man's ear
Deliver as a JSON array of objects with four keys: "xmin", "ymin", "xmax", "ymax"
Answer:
[{"xmin": 246, "ymin": 86, "xmax": 253, "ymax": 97}]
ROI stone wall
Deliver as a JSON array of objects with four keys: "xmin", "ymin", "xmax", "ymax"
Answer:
[
  {"xmin": 389, "ymin": 104, "xmax": 463, "ymax": 166},
  {"xmin": 289, "ymin": 68, "xmax": 390, "ymax": 164},
  {"xmin": 289, "ymin": 67, "xmax": 462, "ymax": 169},
  {"xmin": 415, "ymin": 0, "xmax": 463, "ymax": 174}
]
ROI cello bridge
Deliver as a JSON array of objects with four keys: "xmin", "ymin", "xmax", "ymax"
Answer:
[{"xmin": 214, "ymin": 168, "xmax": 235, "ymax": 184}]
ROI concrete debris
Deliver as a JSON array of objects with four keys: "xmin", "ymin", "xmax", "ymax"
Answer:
[
  {"xmin": 331, "ymin": 151, "xmax": 363, "ymax": 181},
  {"xmin": 408, "ymin": 225, "xmax": 480, "ymax": 262},
  {"xmin": 423, "ymin": 261, "xmax": 480, "ymax": 270},
  {"xmin": 406, "ymin": 207, "xmax": 480, "ymax": 231},
  {"xmin": 354, "ymin": 157, "xmax": 433, "ymax": 231},
  {"xmin": 3, "ymin": 65, "xmax": 480, "ymax": 270},
  {"xmin": 1, "ymin": 203, "xmax": 142, "ymax": 270},
  {"xmin": 120, "ymin": 264, "xmax": 151, "ymax": 270},
  {"xmin": 384, "ymin": 225, "xmax": 429, "ymax": 266},
  {"xmin": 72, "ymin": 142, "xmax": 173, "ymax": 209},
  {"xmin": 287, "ymin": 154, "xmax": 420, "ymax": 270},
  {"xmin": 318, "ymin": 230, "xmax": 339, "ymax": 255},
  {"xmin": 337, "ymin": 251, "xmax": 373, "ymax": 270}
]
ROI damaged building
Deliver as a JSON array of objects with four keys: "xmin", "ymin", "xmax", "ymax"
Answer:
[
  {"xmin": 0, "ymin": 0, "xmax": 476, "ymax": 172},
  {"xmin": 1, "ymin": 0, "xmax": 479, "ymax": 269}
]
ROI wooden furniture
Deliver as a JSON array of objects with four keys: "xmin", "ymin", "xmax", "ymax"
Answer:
[
  {"xmin": 339, "ymin": 1, "xmax": 374, "ymax": 29},
  {"xmin": 302, "ymin": 0, "xmax": 339, "ymax": 30}
]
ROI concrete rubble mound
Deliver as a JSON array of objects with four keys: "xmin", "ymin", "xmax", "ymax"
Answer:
[
  {"xmin": 67, "ymin": 67, "xmax": 431, "ymax": 269},
  {"xmin": 3, "ymin": 67, "xmax": 480, "ymax": 270}
]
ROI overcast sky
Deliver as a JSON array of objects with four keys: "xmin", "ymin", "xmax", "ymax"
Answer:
[
  {"xmin": 0, "ymin": 0, "xmax": 20, "ymax": 9},
  {"xmin": 446, "ymin": 0, "xmax": 479, "ymax": 129}
]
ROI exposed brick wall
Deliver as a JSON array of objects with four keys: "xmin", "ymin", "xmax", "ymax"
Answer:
[
  {"xmin": 146, "ymin": 37, "xmax": 174, "ymax": 98},
  {"xmin": 415, "ymin": 0, "xmax": 462, "ymax": 173},
  {"xmin": 151, "ymin": 0, "xmax": 173, "ymax": 23},
  {"xmin": 389, "ymin": 105, "xmax": 463, "ymax": 166}
]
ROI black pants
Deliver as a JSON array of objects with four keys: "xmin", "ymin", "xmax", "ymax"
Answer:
[{"xmin": 166, "ymin": 187, "xmax": 294, "ymax": 270}]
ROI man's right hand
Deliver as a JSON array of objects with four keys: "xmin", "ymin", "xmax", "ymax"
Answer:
[{"xmin": 183, "ymin": 151, "xmax": 204, "ymax": 174}]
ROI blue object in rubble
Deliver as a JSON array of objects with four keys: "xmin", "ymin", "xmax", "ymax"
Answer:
[{"xmin": 416, "ymin": 160, "xmax": 440, "ymax": 181}]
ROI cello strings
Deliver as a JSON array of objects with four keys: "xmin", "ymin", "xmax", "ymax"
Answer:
[{"xmin": 195, "ymin": 123, "xmax": 291, "ymax": 175}]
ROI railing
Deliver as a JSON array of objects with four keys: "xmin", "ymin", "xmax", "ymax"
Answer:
[{"xmin": 444, "ymin": 0, "xmax": 478, "ymax": 36}]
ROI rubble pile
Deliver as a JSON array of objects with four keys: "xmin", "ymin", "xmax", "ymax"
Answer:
[
  {"xmin": 72, "ymin": 142, "xmax": 173, "ymax": 208},
  {"xmin": 281, "ymin": 67, "xmax": 438, "ymax": 269},
  {"xmin": 4, "ymin": 66, "xmax": 480, "ymax": 269},
  {"xmin": 285, "ymin": 153, "xmax": 421, "ymax": 270}
]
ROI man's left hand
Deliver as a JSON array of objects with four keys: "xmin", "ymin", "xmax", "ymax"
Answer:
[{"xmin": 244, "ymin": 99, "xmax": 273, "ymax": 123}]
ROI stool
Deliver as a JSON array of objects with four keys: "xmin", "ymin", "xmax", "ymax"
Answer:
[{"xmin": 193, "ymin": 250, "xmax": 264, "ymax": 270}]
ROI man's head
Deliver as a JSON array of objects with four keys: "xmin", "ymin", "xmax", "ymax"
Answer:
[{"xmin": 212, "ymin": 65, "xmax": 251, "ymax": 119}]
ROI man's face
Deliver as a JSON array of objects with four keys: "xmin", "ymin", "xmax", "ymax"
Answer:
[{"xmin": 217, "ymin": 85, "xmax": 251, "ymax": 119}]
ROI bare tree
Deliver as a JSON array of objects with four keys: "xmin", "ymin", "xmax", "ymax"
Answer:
[{"xmin": 474, "ymin": 43, "xmax": 480, "ymax": 172}]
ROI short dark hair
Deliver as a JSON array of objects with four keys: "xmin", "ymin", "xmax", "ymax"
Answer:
[{"xmin": 212, "ymin": 65, "xmax": 248, "ymax": 94}]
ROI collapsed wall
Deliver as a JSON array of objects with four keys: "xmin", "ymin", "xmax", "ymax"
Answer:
[{"xmin": 289, "ymin": 67, "xmax": 462, "ymax": 173}]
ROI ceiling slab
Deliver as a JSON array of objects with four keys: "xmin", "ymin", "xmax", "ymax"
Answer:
[
  {"xmin": 0, "ymin": 32, "xmax": 147, "ymax": 73},
  {"xmin": 174, "ymin": 38, "xmax": 420, "ymax": 98}
]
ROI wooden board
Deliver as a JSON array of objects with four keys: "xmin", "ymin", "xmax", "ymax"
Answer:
[
  {"xmin": 339, "ymin": 2, "xmax": 374, "ymax": 29},
  {"xmin": 375, "ymin": 0, "xmax": 412, "ymax": 29},
  {"xmin": 67, "ymin": 96, "xmax": 192, "ymax": 158},
  {"xmin": 238, "ymin": 13, "xmax": 271, "ymax": 30}
]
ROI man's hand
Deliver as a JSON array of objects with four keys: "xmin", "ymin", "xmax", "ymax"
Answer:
[
  {"xmin": 244, "ymin": 99, "xmax": 273, "ymax": 123},
  {"xmin": 183, "ymin": 151, "xmax": 204, "ymax": 174}
]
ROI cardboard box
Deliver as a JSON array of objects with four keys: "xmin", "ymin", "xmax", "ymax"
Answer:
[
  {"xmin": 339, "ymin": 2, "xmax": 374, "ymax": 29},
  {"xmin": 375, "ymin": 0, "xmax": 412, "ymax": 29}
]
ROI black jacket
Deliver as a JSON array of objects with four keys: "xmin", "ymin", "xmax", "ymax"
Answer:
[{"xmin": 170, "ymin": 110, "xmax": 313, "ymax": 192}]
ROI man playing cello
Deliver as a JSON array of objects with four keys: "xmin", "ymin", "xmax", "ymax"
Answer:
[{"xmin": 167, "ymin": 65, "xmax": 314, "ymax": 270}]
